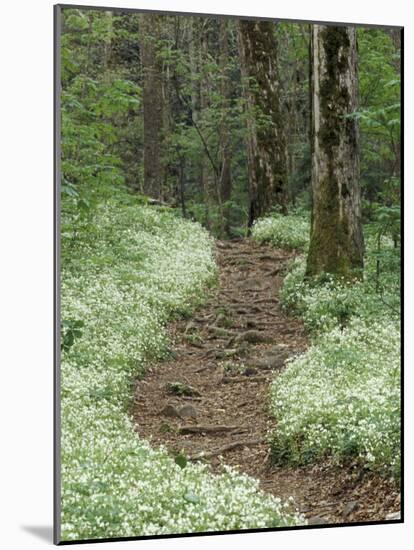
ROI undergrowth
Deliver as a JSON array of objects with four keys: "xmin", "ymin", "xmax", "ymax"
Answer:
[
  {"xmin": 251, "ymin": 212, "xmax": 310, "ymax": 250},
  {"xmin": 253, "ymin": 213, "xmax": 401, "ymax": 482},
  {"xmin": 61, "ymin": 196, "xmax": 303, "ymax": 540}
]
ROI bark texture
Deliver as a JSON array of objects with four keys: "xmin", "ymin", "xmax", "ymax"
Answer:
[
  {"xmin": 306, "ymin": 25, "xmax": 364, "ymax": 278},
  {"xmin": 200, "ymin": 20, "xmax": 214, "ymax": 228},
  {"xmin": 238, "ymin": 20, "xmax": 288, "ymax": 226},
  {"xmin": 140, "ymin": 14, "xmax": 164, "ymax": 199},
  {"xmin": 218, "ymin": 18, "xmax": 232, "ymax": 236}
]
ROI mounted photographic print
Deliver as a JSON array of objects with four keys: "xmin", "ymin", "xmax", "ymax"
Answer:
[{"xmin": 54, "ymin": 3, "xmax": 403, "ymax": 544}]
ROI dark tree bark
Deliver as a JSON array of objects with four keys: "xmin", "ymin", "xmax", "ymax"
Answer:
[
  {"xmin": 140, "ymin": 14, "xmax": 164, "ymax": 199},
  {"xmin": 306, "ymin": 25, "xmax": 364, "ymax": 279},
  {"xmin": 199, "ymin": 19, "xmax": 216, "ymax": 229},
  {"xmin": 218, "ymin": 18, "xmax": 232, "ymax": 236},
  {"xmin": 238, "ymin": 20, "xmax": 288, "ymax": 226}
]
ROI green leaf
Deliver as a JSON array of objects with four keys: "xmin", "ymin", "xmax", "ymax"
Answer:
[{"xmin": 174, "ymin": 454, "xmax": 187, "ymax": 469}]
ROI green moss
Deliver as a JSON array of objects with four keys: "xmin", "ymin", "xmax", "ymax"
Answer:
[
  {"xmin": 319, "ymin": 27, "xmax": 351, "ymax": 150},
  {"xmin": 307, "ymin": 26, "xmax": 363, "ymax": 280}
]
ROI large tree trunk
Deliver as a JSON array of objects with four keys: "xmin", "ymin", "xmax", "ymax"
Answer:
[
  {"xmin": 140, "ymin": 14, "xmax": 164, "ymax": 200},
  {"xmin": 218, "ymin": 18, "xmax": 232, "ymax": 236},
  {"xmin": 238, "ymin": 20, "xmax": 288, "ymax": 226},
  {"xmin": 306, "ymin": 25, "xmax": 364, "ymax": 279}
]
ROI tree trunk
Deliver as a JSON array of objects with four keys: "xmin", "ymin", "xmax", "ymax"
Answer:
[
  {"xmin": 238, "ymin": 20, "xmax": 288, "ymax": 226},
  {"xmin": 103, "ymin": 11, "xmax": 113, "ymax": 74},
  {"xmin": 187, "ymin": 17, "xmax": 205, "ymax": 219},
  {"xmin": 218, "ymin": 18, "xmax": 232, "ymax": 236},
  {"xmin": 140, "ymin": 14, "xmax": 164, "ymax": 200},
  {"xmin": 306, "ymin": 25, "xmax": 364, "ymax": 279},
  {"xmin": 199, "ymin": 20, "xmax": 215, "ymax": 229}
]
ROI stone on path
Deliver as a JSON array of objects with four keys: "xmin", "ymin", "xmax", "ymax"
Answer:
[
  {"xmin": 386, "ymin": 511, "xmax": 400, "ymax": 520},
  {"xmin": 179, "ymin": 404, "xmax": 198, "ymax": 419},
  {"xmin": 161, "ymin": 404, "xmax": 181, "ymax": 418},
  {"xmin": 308, "ymin": 516, "xmax": 329, "ymax": 525},
  {"xmin": 342, "ymin": 500, "xmax": 359, "ymax": 518},
  {"xmin": 235, "ymin": 330, "xmax": 271, "ymax": 344}
]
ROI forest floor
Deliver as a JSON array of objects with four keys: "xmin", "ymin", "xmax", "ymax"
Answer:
[{"xmin": 132, "ymin": 239, "xmax": 399, "ymax": 525}]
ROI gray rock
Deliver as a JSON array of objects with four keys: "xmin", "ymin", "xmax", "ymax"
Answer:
[
  {"xmin": 343, "ymin": 500, "xmax": 359, "ymax": 518},
  {"xmin": 251, "ymin": 354, "xmax": 285, "ymax": 370},
  {"xmin": 308, "ymin": 516, "xmax": 329, "ymax": 525},
  {"xmin": 235, "ymin": 330, "xmax": 270, "ymax": 344},
  {"xmin": 179, "ymin": 404, "xmax": 198, "ymax": 419},
  {"xmin": 177, "ymin": 440, "xmax": 194, "ymax": 451},
  {"xmin": 240, "ymin": 278, "xmax": 266, "ymax": 291},
  {"xmin": 160, "ymin": 404, "xmax": 181, "ymax": 418},
  {"xmin": 386, "ymin": 511, "xmax": 400, "ymax": 521}
]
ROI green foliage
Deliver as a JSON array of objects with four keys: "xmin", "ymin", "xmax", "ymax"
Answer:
[
  {"xmin": 357, "ymin": 29, "xmax": 401, "ymax": 203},
  {"xmin": 61, "ymin": 9, "xmax": 400, "ymax": 237},
  {"xmin": 61, "ymin": 319, "xmax": 85, "ymax": 352},
  {"xmin": 275, "ymin": 24, "xmax": 311, "ymax": 203},
  {"xmin": 61, "ymin": 8, "xmax": 143, "ymax": 223},
  {"xmin": 251, "ymin": 212, "xmax": 310, "ymax": 250},
  {"xmin": 166, "ymin": 382, "xmax": 198, "ymax": 397},
  {"xmin": 153, "ymin": 17, "xmax": 251, "ymax": 235},
  {"xmin": 280, "ymin": 245, "xmax": 400, "ymax": 335},
  {"xmin": 174, "ymin": 454, "xmax": 188, "ymax": 469}
]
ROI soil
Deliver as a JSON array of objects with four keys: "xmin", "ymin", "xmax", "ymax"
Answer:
[{"xmin": 132, "ymin": 239, "xmax": 399, "ymax": 525}]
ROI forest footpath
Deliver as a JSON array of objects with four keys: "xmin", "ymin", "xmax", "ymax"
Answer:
[{"xmin": 133, "ymin": 237, "xmax": 399, "ymax": 524}]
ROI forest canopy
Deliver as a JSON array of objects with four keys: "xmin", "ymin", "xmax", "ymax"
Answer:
[{"xmin": 61, "ymin": 9, "xmax": 401, "ymax": 239}]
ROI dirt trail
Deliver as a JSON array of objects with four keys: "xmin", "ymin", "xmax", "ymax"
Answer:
[{"xmin": 132, "ymin": 239, "xmax": 399, "ymax": 524}]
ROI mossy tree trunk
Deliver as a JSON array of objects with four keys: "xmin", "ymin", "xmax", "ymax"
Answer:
[
  {"xmin": 306, "ymin": 25, "xmax": 364, "ymax": 279},
  {"xmin": 238, "ymin": 20, "xmax": 288, "ymax": 227},
  {"xmin": 140, "ymin": 14, "xmax": 164, "ymax": 200}
]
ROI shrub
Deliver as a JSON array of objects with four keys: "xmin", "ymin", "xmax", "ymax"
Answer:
[
  {"xmin": 280, "ymin": 254, "xmax": 400, "ymax": 335},
  {"xmin": 251, "ymin": 213, "xmax": 310, "ymax": 250}
]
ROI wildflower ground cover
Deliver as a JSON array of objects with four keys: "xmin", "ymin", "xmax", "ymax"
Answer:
[
  {"xmin": 252, "ymin": 212, "xmax": 310, "ymax": 251},
  {"xmin": 252, "ymin": 213, "xmax": 401, "ymax": 481},
  {"xmin": 61, "ymin": 198, "xmax": 303, "ymax": 541}
]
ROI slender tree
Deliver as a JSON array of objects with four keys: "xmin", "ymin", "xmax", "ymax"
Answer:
[
  {"xmin": 140, "ymin": 14, "xmax": 164, "ymax": 199},
  {"xmin": 218, "ymin": 17, "xmax": 233, "ymax": 236},
  {"xmin": 238, "ymin": 19, "xmax": 288, "ymax": 226},
  {"xmin": 306, "ymin": 25, "xmax": 364, "ymax": 279}
]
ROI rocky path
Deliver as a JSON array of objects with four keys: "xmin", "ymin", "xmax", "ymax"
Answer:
[{"xmin": 132, "ymin": 239, "xmax": 399, "ymax": 524}]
